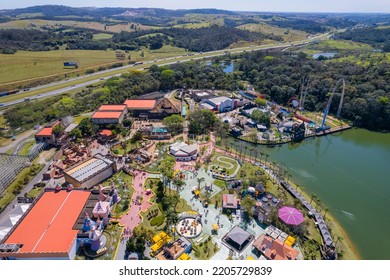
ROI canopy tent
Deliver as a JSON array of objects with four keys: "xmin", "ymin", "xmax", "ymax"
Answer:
[
  {"xmin": 246, "ymin": 256, "xmax": 255, "ymax": 260},
  {"xmin": 248, "ymin": 187, "xmax": 256, "ymax": 193},
  {"xmin": 212, "ymin": 224, "xmax": 219, "ymax": 231},
  {"xmin": 194, "ymin": 190, "xmax": 201, "ymax": 196},
  {"xmin": 278, "ymin": 206, "xmax": 304, "ymax": 226},
  {"xmin": 0, "ymin": 218, "xmax": 14, "ymax": 228}
]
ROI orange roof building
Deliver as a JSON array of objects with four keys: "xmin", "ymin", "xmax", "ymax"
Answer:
[
  {"xmin": 124, "ymin": 99, "xmax": 156, "ymax": 110},
  {"xmin": 252, "ymin": 234, "xmax": 299, "ymax": 260},
  {"xmin": 0, "ymin": 190, "xmax": 90, "ymax": 260},
  {"xmin": 91, "ymin": 104, "xmax": 127, "ymax": 125},
  {"xmin": 99, "ymin": 129, "xmax": 113, "ymax": 137},
  {"xmin": 35, "ymin": 120, "xmax": 60, "ymax": 145}
]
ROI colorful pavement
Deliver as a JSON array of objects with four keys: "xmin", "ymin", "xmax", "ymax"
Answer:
[{"xmin": 120, "ymin": 170, "xmax": 154, "ymax": 232}]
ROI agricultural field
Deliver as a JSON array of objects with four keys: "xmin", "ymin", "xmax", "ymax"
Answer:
[{"xmin": 237, "ymin": 23, "xmax": 308, "ymax": 41}]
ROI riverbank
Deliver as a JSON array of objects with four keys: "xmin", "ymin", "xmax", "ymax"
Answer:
[{"xmin": 216, "ymin": 141, "xmax": 360, "ymax": 259}]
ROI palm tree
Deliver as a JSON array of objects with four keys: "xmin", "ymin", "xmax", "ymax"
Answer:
[
  {"xmin": 324, "ymin": 207, "xmax": 329, "ymax": 219},
  {"xmin": 174, "ymin": 178, "xmax": 185, "ymax": 193},
  {"xmin": 197, "ymin": 177, "xmax": 205, "ymax": 191},
  {"xmin": 310, "ymin": 193, "xmax": 317, "ymax": 204}
]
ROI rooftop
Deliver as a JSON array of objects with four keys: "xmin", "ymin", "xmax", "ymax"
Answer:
[
  {"xmin": 222, "ymin": 194, "xmax": 238, "ymax": 209},
  {"xmin": 91, "ymin": 111, "xmax": 123, "ymax": 119},
  {"xmin": 36, "ymin": 127, "xmax": 53, "ymax": 137},
  {"xmin": 2, "ymin": 190, "xmax": 90, "ymax": 256},
  {"xmin": 98, "ymin": 104, "xmax": 127, "ymax": 111},
  {"xmin": 99, "ymin": 129, "xmax": 113, "ymax": 137},
  {"xmin": 124, "ymin": 99, "xmax": 156, "ymax": 110},
  {"xmin": 208, "ymin": 96, "xmax": 232, "ymax": 105},
  {"xmin": 252, "ymin": 234, "xmax": 299, "ymax": 260},
  {"xmin": 65, "ymin": 156, "xmax": 113, "ymax": 183}
]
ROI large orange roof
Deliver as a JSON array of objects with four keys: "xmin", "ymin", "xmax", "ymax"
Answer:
[
  {"xmin": 92, "ymin": 111, "xmax": 122, "ymax": 119},
  {"xmin": 98, "ymin": 104, "xmax": 127, "ymax": 111},
  {"xmin": 4, "ymin": 190, "xmax": 90, "ymax": 255},
  {"xmin": 124, "ymin": 99, "xmax": 156, "ymax": 109},
  {"xmin": 36, "ymin": 127, "xmax": 53, "ymax": 137}
]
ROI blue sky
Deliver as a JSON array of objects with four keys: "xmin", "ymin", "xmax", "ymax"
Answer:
[{"xmin": 2, "ymin": 0, "xmax": 390, "ymax": 13}]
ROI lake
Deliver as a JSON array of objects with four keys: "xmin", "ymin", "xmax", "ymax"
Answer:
[{"xmin": 228, "ymin": 128, "xmax": 390, "ymax": 259}]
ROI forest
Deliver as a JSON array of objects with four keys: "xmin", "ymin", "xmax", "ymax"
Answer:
[
  {"xmin": 336, "ymin": 27, "xmax": 390, "ymax": 51},
  {"xmin": 3, "ymin": 49, "xmax": 390, "ymax": 132}
]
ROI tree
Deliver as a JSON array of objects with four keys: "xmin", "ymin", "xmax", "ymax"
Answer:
[
  {"xmin": 214, "ymin": 120, "xmax": 230, "ymax": 141},
  {"xmin": 78, "ymin": 118, "xmax": 98, "ymax": 137},
  {"xmin": 197, "ymin": 177, "xmax": 205, "ymax": 191},
  {"xmin": 254, "ymin": 97, "xmax": 267, "ymax": 107},
  {"xmin": 52, "ymin": 124, "xmax": 64, "ymax": 137},
  {"xmin": 68, "ymin": 128, "xmax": 82, "ymax": 140},
  {"xmin": 130, "ymin": 131, "xmax": 143, "ymax": 146},
  {"xmin": 241, "ymin": 196, "xmax": 256, "ymax": 218},
  {"xmin": 188, "ymin": 109, "xmax": 217, "ymax": 135},
  {"xmin": 158, "ymin": 156, "xmax": 175, "ymax": 193},
  {"xmin": 163, "ymin": 115, "xmax": 184, "ymax": 135},
  {"xmin": 251, "ymin": 110, "xmax": 271, "ymax": 128}
]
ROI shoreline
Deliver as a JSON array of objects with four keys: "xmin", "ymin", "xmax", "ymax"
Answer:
[{"xmin": 215, "ymin": 141, "xmax": 361, "ymax": 260}]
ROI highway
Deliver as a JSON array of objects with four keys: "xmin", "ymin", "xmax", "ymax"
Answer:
[{"xmin": 0, "ymin": 32, "xmax": 329, "ymax": 108}]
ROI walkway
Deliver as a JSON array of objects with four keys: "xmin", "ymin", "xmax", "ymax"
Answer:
[
  {"xmin": 215, "ymin": 146, "xmax": 334, "ymax": 250},
  {"xmin": 115, "ymin": 170, "xmax": 154, "ymax": 259}
]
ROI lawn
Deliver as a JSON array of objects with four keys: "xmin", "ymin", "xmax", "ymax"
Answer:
[
  {"xmin": 313, "ymin": 39, "xmax": 373, "ymax": 51},
  {"xmin": 0, "ymin": 164, "xmax": 44, "ymax": 211},
  {"xmin": 26, "ymin": 185, "xmax": 44, "ymax": 198},
  {"xmin": 73, "ymin": 114, "xmax": 90, "ymax": 125},
  {"xmin": 102, "ymin": 171, "xmax": 134, "ymax": 216},
  {"xmin": 192, "ymin": 236, "xmax": 219, "ymax": 260},
  {"xmin": 237, "ymin": 23, "xmax": 308, "ymax": 42},
  {"xmin": 209, "ymin": 152, "xmax": 239, "ymax": 176},
  {"xmin": 19, "ymin": 140, "xmax": 35, "ymax": 156}
]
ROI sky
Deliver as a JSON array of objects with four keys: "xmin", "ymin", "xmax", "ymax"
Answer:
[{"xmin": 2, "ymin": 0, "xmax": 390, "ymax": 13}]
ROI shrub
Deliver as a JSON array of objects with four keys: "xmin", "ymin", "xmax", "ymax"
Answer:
[{"xmin": 150, "ymin": 214, "xmax": 165, "ymax": 226}]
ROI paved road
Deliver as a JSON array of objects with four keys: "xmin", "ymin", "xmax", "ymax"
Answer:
[
  {"xmin": 0, "ymin": 32, "xmax": 330, "ymax": 109},
  {"xmin": 0, "ymin": 129, "xmax": 36, "ymax": 154}
]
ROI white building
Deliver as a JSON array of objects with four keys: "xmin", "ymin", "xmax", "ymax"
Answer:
[
  {"xmin": 203, "ymin": 96, "xmax": 235, "ymax": 112},
  {"xmin": 169, "ymin": 142, "xmax": 198, "ymax": 161},
  {"xmin": 63, "ymin": 154, "xmax": 117, "ymax": 189}
]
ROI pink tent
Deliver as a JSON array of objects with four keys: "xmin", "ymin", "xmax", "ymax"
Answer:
[{"xmin": 278, "ymin": 206, "xmax": 304, "ymax": 226}]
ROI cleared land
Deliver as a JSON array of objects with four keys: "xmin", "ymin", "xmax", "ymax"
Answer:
[
  {"xmin": 237, "ymin": 23, "xmax": 308, "ymax": 41},
  {"xmin": 173, "ymin": 22, "xmax": 212, "ymax": 29}
]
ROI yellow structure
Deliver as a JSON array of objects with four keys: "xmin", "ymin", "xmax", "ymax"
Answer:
[
  {"xmin": 246, "ymin": 256, "xmax": 255, "ymax": 260},
  {"xmin": 284, "ymin": 236, "xmax": 296, "ymax": 247},
  {"xmin": 150, "ymin": 231, "xmax": 171, "ymax": 256},
  {"xmin": 178, "ymin": 253, "xmax": 192, "ymax": 260}
]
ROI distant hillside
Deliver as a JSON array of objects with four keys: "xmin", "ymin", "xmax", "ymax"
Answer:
[{"xmin": 0, "ymin": 5, "xmax": 236, "ymax": 19}]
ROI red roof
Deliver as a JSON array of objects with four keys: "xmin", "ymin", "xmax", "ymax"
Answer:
[
  {"xmin": 99, "ymin": 129, "xmax": 113, "ymax": 137},
  {"xmin": 223, "ymin": 194, "xmax": 238, "ymax": 209},
  {"xmin": 4, "ymin": 190, "xmax": 90, "ymax": 255},
  {"xmin": 98, "ymin": 104, "xmax": 126, "ymax": 111},
  {"xmin": 252, "ymin": 234, "xmax": 299, "ymax": 260},
  {"xmin": 92, "ymin": 111, "xmax": 122, "ymax": 119},
  {"xmin": 36, "ymin": 127, "xmax": 53, "ymax": 137},
  {"xmin": 124, "ymin": 99, "xmax": 156, "ymax": 110}
]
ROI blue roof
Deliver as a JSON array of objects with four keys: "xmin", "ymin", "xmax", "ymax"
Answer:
[{"xmin": 181, "ymin": 106, "xmax": 187, "ymax": 116}]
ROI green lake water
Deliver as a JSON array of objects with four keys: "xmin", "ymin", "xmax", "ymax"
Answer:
[{"xmin": 229, "ymin": 128, "xmax": 390, "ymax": 259}]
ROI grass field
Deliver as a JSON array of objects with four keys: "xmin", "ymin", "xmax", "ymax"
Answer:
[
  {"xmin": 0, "ymin": 49, "xmax": 119, "ymax": 84},
  {"xmin": 93, "ymin": 33, "xmax": 114, "ymax": 40},
  {"xmin": 19, "ymin": 140, "xmax": 35, "ymax": 156},
  {"xmin": 312, "ymin": 40, "xmax": 373, "ymax": 51},
  {"xmin": 173, "ymin": 22, "xmax": 211, "ymax": 29},
  {"xmin": 237, "ymin": 23, "xmax": 308, "ymax": 42},
  {"xmin": 0, "ymin": 19, "xmax": 159, "ymax": 33},
  {"xmin": 0, "ymin": 44, "xmax": 188, "ymax": 90}
]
